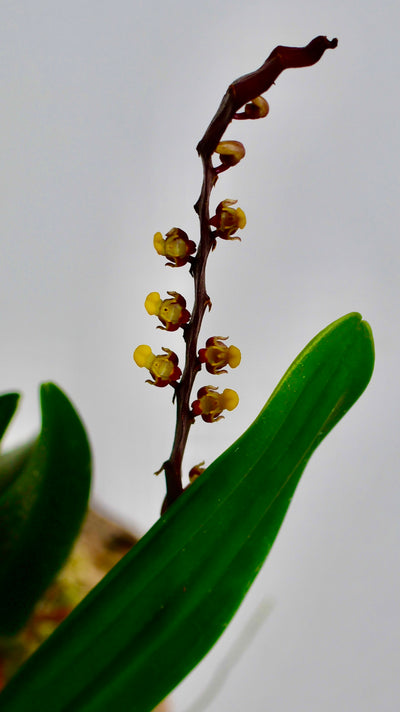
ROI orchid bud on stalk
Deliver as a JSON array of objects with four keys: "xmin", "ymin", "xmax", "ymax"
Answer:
[
  {"xmin": 214, "ymin": 140, "xmax": 245, "ymax": 173},
  {"xmin": 234, "ymin": 95, "xmax": 270, "ymax": 120},
  {"xmin": 188, "ymin": 462, "xmax": 206, "ymax": 483}
]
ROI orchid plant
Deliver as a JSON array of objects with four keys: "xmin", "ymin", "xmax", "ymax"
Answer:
[{"xmin": 0, "ymin": 36, "xmax": 374, "ymax": 712}]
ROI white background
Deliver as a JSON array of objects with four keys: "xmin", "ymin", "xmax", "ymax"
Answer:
[{"xmin": 1, "ymin": 1, "xmax": 399, "ymax": 710}]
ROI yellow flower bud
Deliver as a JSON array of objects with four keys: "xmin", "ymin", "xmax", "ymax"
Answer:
[
  {"xmin": 214, "ymin": 140, "xmax": 245, "ymax": 173},
  {"xmin": 188, "ymin": 461, "xmax": 206, "ymax": 483},
  {"xmin": 234, "ymin": 95, "xmax": 270, "ymax": 120},
  {"xmin": 245, "ymin": 95, "xmax": 269, "ymax": 119}
]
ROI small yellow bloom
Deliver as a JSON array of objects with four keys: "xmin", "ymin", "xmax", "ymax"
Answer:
[
  {"xmin": 191, "ymin": 385, "xmax": 239, "ymax": 423},
  {"xmin": 144, "ymin": 291, "xmax": 190, "ymax": 331},
  {"xmin": 214, "ymin": 140, "xmax": 245, "ymax": 173},
  {"xmin": 199, "ymin": 336, "xmax": 241, "ymax": 374},
  {"xmin": 209, "ymin": 199, "xmax": 246, "ymax": 241},
  {"xmin": 153, "ymin": 228, "xmax": 196, "ymax": 267},
  {"xmin": 133, "ymin": 345, "xmax": 181, "ymax": 387}
]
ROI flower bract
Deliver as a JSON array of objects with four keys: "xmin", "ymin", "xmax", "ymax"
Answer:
[
  {"xmin": 144, "ymin": 291, "xmax": 191, "ymax": 331},
  {"xmin": 209, "ymin": 199, "xmax": 246, "ymax": 241},
  {"xmin": 198, "ymin": 336, "xmax": 241, "ymax": 374},
  {"xmin": 191, "ymin": 385, "xmax": 239, "ymax": 423},
  {"xmin": 133, "ymin": 345, "xmax": 181, "ymax": 387},
  {"xmin": 153, "ymin": 228, "xmax": 196, "ymax": 267}
]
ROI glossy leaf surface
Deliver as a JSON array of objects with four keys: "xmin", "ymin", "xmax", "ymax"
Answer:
[
  {"xmin": 0, "ymin": 383, "xmax": 91, "ymax": 634},
  {"xmin": 0, "ymin": 313, "xmax": 374, "ymax": 711}
]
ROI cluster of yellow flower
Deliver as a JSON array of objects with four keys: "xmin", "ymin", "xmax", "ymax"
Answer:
[{"xmin": 133, "ymin": 163, "xmax": 248, "ymax": 419}]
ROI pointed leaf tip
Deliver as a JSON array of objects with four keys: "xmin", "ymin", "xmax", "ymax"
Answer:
[
  {"xmin": 0, "ymin": 392, "xmax": 20, "ymax": 444},
  {"xmin": 0, "ymin": 382, "xmax": 91, "ymax": 634}
]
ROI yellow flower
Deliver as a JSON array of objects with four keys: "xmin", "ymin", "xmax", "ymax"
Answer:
[
  {"xmin": 199, "ymin": 336, "xmax": 241, "ymax": 374},
  {"xmin": 153, "ymin": 228, "xmax": 196, "ymax": 267},
  {"xmin": 191, "ymin": 385, "xmax": 239, "ymax": 423},
  {"xmin": 209, "ymin": 199, "xmax": 246, "ymax": 241},
  {"xmin": 144, "ymin": 291, "xmax": 190, "ymax": 331},
  {"xmin": 133, "ymin": 345, "xmax": 181, "ymax": 387}
]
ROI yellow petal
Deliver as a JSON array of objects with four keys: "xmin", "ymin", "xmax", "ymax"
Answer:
[
  {"xmin": 153, "ymin": 232, "xmax": 166, "ymax": 256},
  {"xmin": 236, "ymin": 208, "xmax": 246, "ymax": 229},
  {"xmin": 220, "ymin": 199, "xmax": 238, "ymax": 209},
  {"xmin": 133, "ymin": 345, "xmax": 155, "ymax": 369},
  {"xmin": 145, "ymin": 292, "xmax": 162, "ymax": 315},
  {"xmin": 221, "ymin": 389, "xmax": 239, "ymax": 411},
  {"xmin": 227, "ymin": 346, "xmax": 241, "ymax": 368}
]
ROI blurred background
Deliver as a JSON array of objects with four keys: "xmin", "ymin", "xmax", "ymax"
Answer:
[{"xmin": 1, "ymin": 1, "xmax": 399, "ymax": 710}]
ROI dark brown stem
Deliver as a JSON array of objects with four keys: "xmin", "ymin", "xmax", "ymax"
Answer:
[
  {"xmin": 161, "ymin": 36, "xmax": 337, "ymax": 511},
  {"xmin": 161, "ymin": 156, "xmax": 215, "ymax": 511}
]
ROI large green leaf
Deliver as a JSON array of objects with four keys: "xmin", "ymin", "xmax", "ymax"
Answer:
[
  {"xmin": 0, "ymin": 313, "xmax": 374, "ymax": 712},
  {"xmin": 0, "ymin": 383, "xmax": 91, "ymax": 634}
]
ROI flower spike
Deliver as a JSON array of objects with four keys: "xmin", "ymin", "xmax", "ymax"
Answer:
[
  {"xmin": 199, "ymin": 336, "xmax": 241, "ymax": 374},
  {"xmin": 191, "ymin": 385, "xmax": 239, "ymax": 423},
  {"xmin": 134, "ymin": 37, "xmax": 338, "ymax": 512},
  {"xmin": 153, "ymin": 228, "xmax": 196, "ymax": 267},
  {"xmin": 214, "ymin": 141, "xmax": 245, "ymax": 173},
  {"xmin": 209, "ymin": 199, "xmax": 246, "ymax": 242},
  {"xmin": 144, "ymin": 291, "xmax": 191, "ymax": 331},
  {"xmin": 133, "ymin": 345, "xmax": 182, "ymax": 387}
]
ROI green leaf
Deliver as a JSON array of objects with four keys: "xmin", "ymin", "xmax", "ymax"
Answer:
[
  {"xmin": 0, "ymin": 392, "xmax": 23, "ymax": 497},
  {"xmin": 0, "ymin": 383, "xmax": 91, "ymax": 635},
  {"xmin": 0, "ymin": 313, "xmax": 374, "ymax": 712},
  {"xmin": 0, "ymin": 392, "xmax": 20, "ymax": 447}
]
